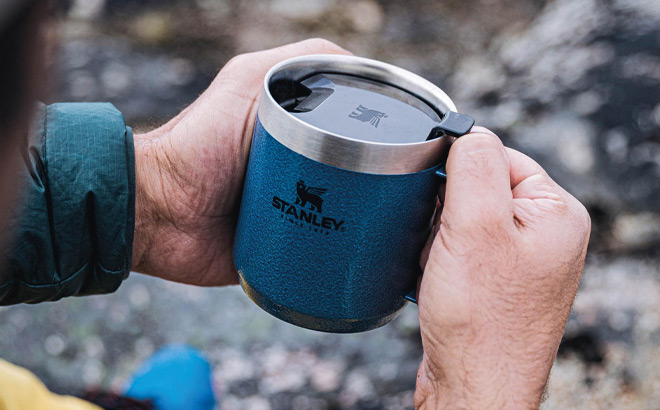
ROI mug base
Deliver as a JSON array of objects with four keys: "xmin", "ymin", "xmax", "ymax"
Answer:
[{"xmin": 238, "ymin": 271, "xmax": 408, "ymax": 333}]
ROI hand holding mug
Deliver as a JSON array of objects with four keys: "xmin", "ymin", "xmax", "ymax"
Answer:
[
  {"xmin": 131, "ymin": 39, "xmax": 350, "ymax": 286},
  {"xmin": 415, "ymin": 128, "xmax": 591, "ymax": 409}
]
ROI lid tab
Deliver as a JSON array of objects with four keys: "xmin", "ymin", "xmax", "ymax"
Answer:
[{"xmin": 432, "ymin": 111, "xmax": 475, "ymax": 138}]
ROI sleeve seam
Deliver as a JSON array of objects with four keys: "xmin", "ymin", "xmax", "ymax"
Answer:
[
  {"xmin": 41, "ymin": 105, "xmax": 63, "ymax": 286},
  {"xmin": 124, "ymin": 126, "xmax": 135, "ymax": 278}
]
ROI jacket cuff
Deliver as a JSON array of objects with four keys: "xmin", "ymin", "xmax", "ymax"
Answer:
[{"xmin": 1, "ymin": 103, "xmax": 135, "ymax": 304}]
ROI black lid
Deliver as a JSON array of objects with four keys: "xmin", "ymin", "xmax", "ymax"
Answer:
[{"xmin": 271, "ymin": 73, "xmax": 472, "ymax": 144}]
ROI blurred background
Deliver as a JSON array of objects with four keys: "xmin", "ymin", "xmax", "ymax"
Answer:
[{"xmin": 1, "ymin": 0, "xmax": 659, "ymax": 408}]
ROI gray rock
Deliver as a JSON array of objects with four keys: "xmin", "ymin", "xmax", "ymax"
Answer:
[{"xmin": 611, "ymin": 212, "xmax": 660, "ymax": 250}]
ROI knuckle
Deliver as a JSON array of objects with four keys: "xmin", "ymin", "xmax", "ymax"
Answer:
[
  {"xmin": 560, "ymin": 193, "xmax": 591, "ymax": 234},
  {"xmin": 576, "ymin": 200, "xmax": 592, "ymax": 234},
  {"xmin": 300, "ymin": 37, "xmax": 343, "ymax": 52},
  {"xmin": 223, "ymin": 53, "xmax": 248, "ymax": 71}
]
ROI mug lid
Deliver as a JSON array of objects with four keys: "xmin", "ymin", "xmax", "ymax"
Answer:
[
  {"xmin": 284, "ymin": 73, "xmax": 442, "ymax": 144},
  {"xmin": 259, "ymin": 54, "xmax": 473, "ymax": 175}
]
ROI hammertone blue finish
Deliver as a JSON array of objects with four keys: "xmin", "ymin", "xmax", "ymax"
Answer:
[{"xmin": 233, "ymin": 118, "xmax": 443, "ymax": 333}]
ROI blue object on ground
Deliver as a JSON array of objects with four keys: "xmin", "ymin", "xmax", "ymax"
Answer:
[{"xmin": 124, "ymin": 344, "xmax": 216, "ymax": 410}]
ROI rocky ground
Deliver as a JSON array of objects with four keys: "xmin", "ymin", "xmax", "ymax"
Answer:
[{"xmin": 1, "ymin": 0, "xmax": 659, "ymax": 408}]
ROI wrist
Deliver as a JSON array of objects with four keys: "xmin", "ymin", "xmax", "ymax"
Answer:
[
  {"xmin": 414, "ymin": 354, "xmax": 546, "ymax": 410},
  {"xmin": 131, "ymin": 130, "xmax": 167, "ymax": 274}
]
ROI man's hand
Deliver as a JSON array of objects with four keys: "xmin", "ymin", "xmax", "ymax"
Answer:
[
  {"xmin": 415, "ymin": 127, "xmax": 590, "ymax": 409},
  {"xmin": 131, "ymin": 39, "xmax": 350, "ymax": 286}
]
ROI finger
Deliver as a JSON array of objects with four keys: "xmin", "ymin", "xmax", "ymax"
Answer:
[
  {"xmin": 504, "ymin": 147, "xmax": 550, "ymax": 189},
  {"xmin": 468, "ymin": 127, "xmax": 546, "ymax": 193},
  {"xmin": 220, "ymin": 38, "xmax": 352, "ymax": 90},
  {"xmin": 206, "ymin": 39, "xmax": 352, "ymax": 148},
  {"xmin": 269, "ymin": 37, "xmax": 352, "ymax": 58},
  {"xmin": 504, "ymin": 148, "xmax": 586, "ymax": 233},
  {"xmin": 443, "ymin": 130, "xmax": 514, "ymax": 228},
  {"xmin": 504, "ymin": 148, "xmax": 567, "ymax": 203},
  {"xmin": 419, "ymin": 201, "xmax": 442, "ymax": 270},
  {"xmin": 419, "ymin": 232, "xmax": 433, "ymax": 271},
  {"xmin": 470, "ymin": 128, "xmax": 550, "ymax": 193},
  {"xmin": 437, "ymin": 180, "xmax": 446, "ymax": 205},
  {"xmin": 471, "ymin": 125, "xmax": 497, "ymax": 137},
  {"xmin": 433, "ymin": 200, "xmax": 443, "ymax": 227}
]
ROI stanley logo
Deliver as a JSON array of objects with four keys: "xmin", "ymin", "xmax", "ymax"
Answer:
[
  {"xmin": 272, "ymin": 180, "xmax": 346, "ymax": 233},
  {"xmin": 348, "ymin": 105, "xmax": 388, "ymax": 128}
]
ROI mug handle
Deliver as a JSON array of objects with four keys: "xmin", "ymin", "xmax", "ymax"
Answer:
[
  {"xmin": 405, "ymin": 167, "xmax": 448, "ymax": 305},
  {"xmin": 405, "ymin": 111, "xmax": 474, "ymax": 305},
  {"xmin": 405, "ymin": 290, "xmax": 419, "ymax": 303}
]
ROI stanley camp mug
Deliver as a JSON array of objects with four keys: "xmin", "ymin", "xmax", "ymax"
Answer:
[{"xmin": 233, "ymin": 55, "xmax": 474, "ymax": 333}]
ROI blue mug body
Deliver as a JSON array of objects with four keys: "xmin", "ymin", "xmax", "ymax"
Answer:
[{"xmin": 233, "ymin": 118, "xmax": 442, "ymax": 333}]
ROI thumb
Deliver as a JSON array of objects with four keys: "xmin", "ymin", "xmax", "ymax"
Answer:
[
  {"xmin": 218, "ymin": 38, "xmax": 351, "ymax": 91},
  {"xmin": 442, "ymin": 128, "xmax": 514, "ymax": 230}
]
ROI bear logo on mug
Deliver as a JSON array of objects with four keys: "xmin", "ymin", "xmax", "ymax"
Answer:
[
  {"xmin": 295, "ymin": 180, "xmax": 327, "ymax": 212},
  {"xmin": 271, "ymin": 181, "xmax": 346, "ymax": 234}
]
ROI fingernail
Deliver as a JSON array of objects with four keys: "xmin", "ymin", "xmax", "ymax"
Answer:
[{"xmin": 470, "ymin": 126, "xmax": 497, "ymax": 136}]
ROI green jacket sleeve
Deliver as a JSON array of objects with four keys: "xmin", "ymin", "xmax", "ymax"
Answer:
[{"xmin": 0, "ymin": 103, "xmax": 135, "ymax": 305}]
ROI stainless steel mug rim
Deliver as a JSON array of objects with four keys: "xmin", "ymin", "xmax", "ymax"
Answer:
[{"xmin": 258, "ymin": 54, "xmax": 458, "ymax": 175}]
